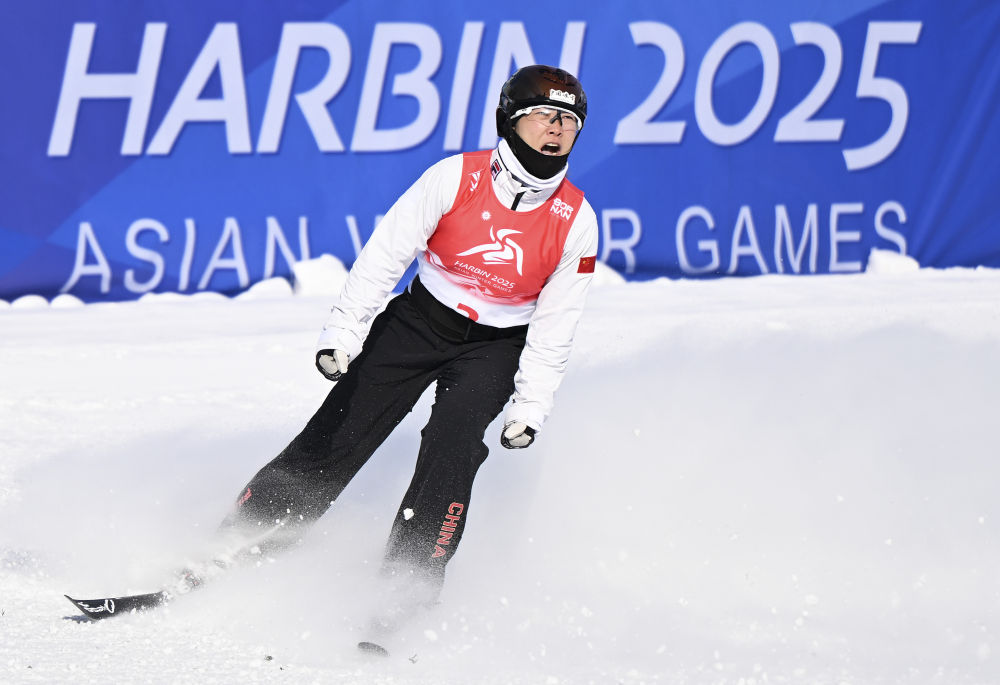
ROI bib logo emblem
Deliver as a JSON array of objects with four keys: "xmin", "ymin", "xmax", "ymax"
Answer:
[{"xmin": 457, "ymin": 227, "xmax": 524, "ymax": 275}]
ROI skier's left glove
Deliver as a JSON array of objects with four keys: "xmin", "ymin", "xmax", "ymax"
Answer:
[
  {"xmin": 500, "ymin": 421, "xmax": 536, "ymax": 449},
  {"xmin": 315, "ymin": 349, "xmax": 350, "ymax": 381}
]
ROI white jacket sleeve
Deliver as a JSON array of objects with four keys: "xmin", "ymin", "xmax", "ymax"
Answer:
[
  {"xmin": 316, "ymin": 155, "xmax": 462, "ymax": 359},
  {"xmin": 503, "ymin": 199, "xmax": 599, "ymax": 431}
]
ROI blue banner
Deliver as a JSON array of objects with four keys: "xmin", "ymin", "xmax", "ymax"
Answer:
[{"xmin": 2, "ymin": 0, "xmax": 998, "ymax": 302}]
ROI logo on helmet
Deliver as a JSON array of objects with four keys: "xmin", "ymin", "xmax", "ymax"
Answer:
[{"xmin": 549, "ymin": 89, "xmax": 576, "ymax": 105}]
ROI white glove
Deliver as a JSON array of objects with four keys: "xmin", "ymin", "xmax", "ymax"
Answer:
[
  {"xmin": 500, "ymin": 421, "xmax": 536, "ymax": 449},
  {"xmin": 315, "ymin": 349, "xmax": 350, "ymax": 381}
]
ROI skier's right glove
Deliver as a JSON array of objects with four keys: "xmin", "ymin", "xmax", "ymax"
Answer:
[
  {"xmin": 316, "ymin": 349, "xmax": 350, "ymax": 381},
  {"xmin": 500, "ymin": 421, "xmax": 536, "ymax": 449}
]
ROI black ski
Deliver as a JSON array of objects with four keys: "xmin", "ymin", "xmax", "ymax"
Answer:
[
  {"xmin": 357, "ymin": 641, "xmax": 391, "ymax": 657},
  {"xmin": 65, "ymin": 591, "xmax": 167, "ymax": 620},
  {"xmin": 63, "ymin": 522, "xmax": 290, "ymax": 621},
  {"xmin": 64, "ymin": 567, "xmax": 206, "ymax": 621}
]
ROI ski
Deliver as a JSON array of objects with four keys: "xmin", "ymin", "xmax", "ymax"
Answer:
[
  {"xmin": 63, "ymin": 564, "xmax": 228, "ymax": 621},
  {"xmin": 64, "ymin": 591, "xmax": 167, "ymax": 620},
  {"xmin": 357, "ymin": 640, "xmax": 391, "ymax": 657},
  {"xmin": 63, "ymin": 565, "xmax": 210, "ymax": 621},
  {"xmin": 63, "ymin": 522, "xmax": 290, "ymax": 621}
]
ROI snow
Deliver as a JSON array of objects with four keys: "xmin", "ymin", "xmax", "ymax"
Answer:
[{"xmin": 3, "ymin": 252, "xmax": 1000, "ymax": 684}]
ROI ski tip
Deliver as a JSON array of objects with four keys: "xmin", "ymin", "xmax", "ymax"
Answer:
[
  {"xmin": 358, "ymin": 641, "xmax": 391, "ymax": 658},
  {"xmin": 64, "ymin": 594, "xmax": 101, "ymax": 621}
]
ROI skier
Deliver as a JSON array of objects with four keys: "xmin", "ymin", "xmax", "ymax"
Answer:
[{"xmin": 216, "ymin": 65, "xmax": 598, "ymax": 622}]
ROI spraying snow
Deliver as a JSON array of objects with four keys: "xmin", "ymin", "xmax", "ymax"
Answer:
[{"xmin": 2, "ymin": 254, "xmax": 999, "ymax": 684}]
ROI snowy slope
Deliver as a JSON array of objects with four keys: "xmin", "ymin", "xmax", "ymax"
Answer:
[{"xmin": 2, "ymin": 256, "xmax": 1000, "ymax": 684}]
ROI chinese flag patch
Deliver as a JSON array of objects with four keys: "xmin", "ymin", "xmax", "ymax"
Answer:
[{"xmin": 577, "ymin": 256, "xmax": 596, "ymax": 273}]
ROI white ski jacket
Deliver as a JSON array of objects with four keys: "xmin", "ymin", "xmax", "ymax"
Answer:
[{"xmin": 317, "ymin": 139, "xmax": 599, "ymax": 432}]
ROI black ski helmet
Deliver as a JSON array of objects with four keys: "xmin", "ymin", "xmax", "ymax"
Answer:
[
  {"xmin": 495, "ymin": 65, "xmax": 587, "ymax": 179},
  {"xmin": 496, "ymin": 65, "xmax": 587, "ymax": 137}
]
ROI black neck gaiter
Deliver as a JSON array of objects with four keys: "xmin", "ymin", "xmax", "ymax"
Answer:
[{"xmin": 504, "ymin": 130, "xmax": 569, "ymax": 180}]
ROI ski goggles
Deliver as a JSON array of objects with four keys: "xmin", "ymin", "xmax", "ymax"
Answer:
[{"xmin": 512, "ymin": 105, "xmax": 583, "ymax": 132}]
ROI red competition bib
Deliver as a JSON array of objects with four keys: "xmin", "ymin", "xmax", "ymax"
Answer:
[{"xmin": 426, "ymin": 150, "xmax": 584, "ymax": 307}]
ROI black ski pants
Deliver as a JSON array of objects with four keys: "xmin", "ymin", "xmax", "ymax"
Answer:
[{"xmin": 226, "ymin": 277, "xmax": 527, "ymax": 584}]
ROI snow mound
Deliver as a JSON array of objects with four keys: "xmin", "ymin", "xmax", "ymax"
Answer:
[
  {"xmin": 10, "ymin": 294, "xmax": 49, "ymax": 309},
  {"xmin": 235, "ymin": 277, "xmax": 294, "ymax": 301},
  {"xmin": 293, "ymin": 255, "xmax": 349, "ymax": 297},
  {"xmin": 866, "ymin": 248, "xmax": 920, "ymax": 274},
  {"xmin": 50, "ymin": 294, "xmax": 85, "ymax": 309}
]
